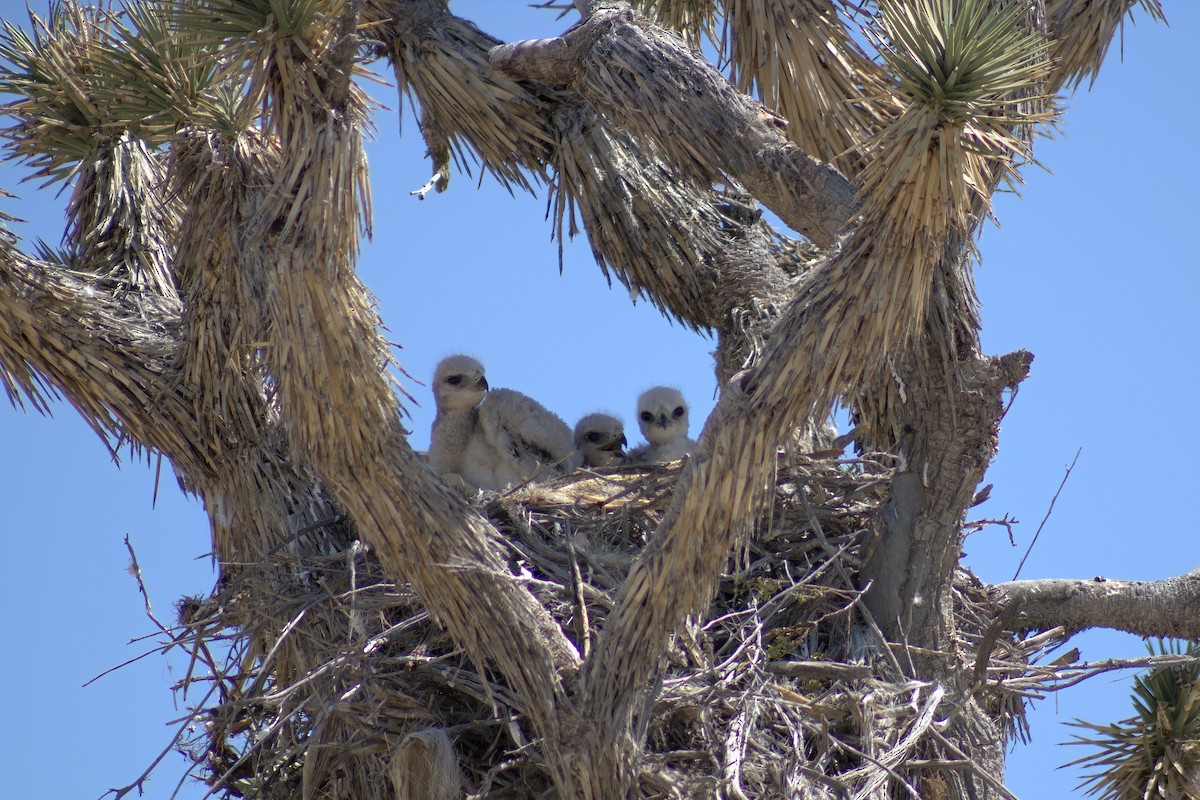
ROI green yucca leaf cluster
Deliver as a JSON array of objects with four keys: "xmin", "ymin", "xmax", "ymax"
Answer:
[
  {"xmin": 171, "ymin": 0, "xmax": 324, "ymax": 40},
  {"xmin": 857, "ymin": 0, "xmax": 1054, "ymax": 237},
  {"xmin": 877, "ymin": 0, "xmax": 1050, "ymax": 123},
  {"xmin": 1065, "ymin": 640, "xmax": 1200, "ymax": 800},
  {"xmin": 105, "ymin": 2, "xmax": 233, "ymax": 128},
  {"xmin": 0, "ymin": 1, "xmax": 240, "ymax": 185},
  {"xmin": 0, "ymin": 3, "xmax": 119, "ymax": 185},
  {"xmin": 0, "ymin": 0, "xmax": 338, "ymax": 188}
]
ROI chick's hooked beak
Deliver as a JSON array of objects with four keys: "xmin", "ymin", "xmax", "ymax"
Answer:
[
  {"xmin": 599, "ymin": 434, "xmax": 628, "ymax": 454},
  {"xmin": 478, "ymin": 375, "xmax": 489, "ymax": 391}
]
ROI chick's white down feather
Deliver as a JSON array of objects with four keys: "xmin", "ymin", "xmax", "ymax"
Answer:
[
  {"xmin": 573, "ymin": 413, "xmax": 628, "ymax": 468},
  {"xmin": 629, "ymin": 386, "xmax": 695, "ymax": 464},
  {"xmin": 429, "ymin": 355, "xmax": 579, "ymax": 490}
]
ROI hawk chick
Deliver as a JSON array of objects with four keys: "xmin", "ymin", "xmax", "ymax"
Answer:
[
  {"xmin": 628, "ymin": 386, "xmax": 696, "ymax": 464},
  {"xmin": 573, "ymin": 413, "xmax": 628, "ymax": 468},
  {"xmin": 429, "ymin": 355, "xmax": 579, "ymax": 491}
]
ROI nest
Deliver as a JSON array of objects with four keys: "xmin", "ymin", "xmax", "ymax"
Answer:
[{"xmin": 167, "ymin": 452, "xmax": 1037, "ymax": 800}]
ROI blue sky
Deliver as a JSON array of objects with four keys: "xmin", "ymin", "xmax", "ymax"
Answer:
[{"xmin": 0, "ymin": 1, "xmax": 1195, "ymax": 797}]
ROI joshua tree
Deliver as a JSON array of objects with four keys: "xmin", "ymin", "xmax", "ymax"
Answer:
[{"xmin": 0, "ymin": 1, "xmax": 1195, "ymax": 798}]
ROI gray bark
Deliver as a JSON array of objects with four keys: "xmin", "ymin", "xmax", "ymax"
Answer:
[
  {"xmin": 861, "ymin": 350, "xmax": 1033, "ymax": 650},
  {"xmin": 995, "ymin": 568, "xmax": 1200, "ymax": 639}
]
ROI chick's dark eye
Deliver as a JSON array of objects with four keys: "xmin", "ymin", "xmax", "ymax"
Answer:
[
  {"xmin": 673, "ymin": 406, "xmax": 685, "ymax": 417},
  {"xmin": 446, "ymin": 375, "xmax": 462, "ymax": 385},
  {"xmin": 640, "ymin": 411, "xmax": 654, "ymax": 422},
  {"xmin": 585, "ymin": 432, "xmax": 601, "ymax": 442}
]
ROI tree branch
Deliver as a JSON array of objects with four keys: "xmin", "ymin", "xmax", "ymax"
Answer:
[
  {"xmin": 490, "ymin": 3, "xmax": 859, "ymax": 245},
  {"xmin": 993, "ymin": 568, "xmax": 1200, "ymax": 639},
  {"xmin": 0, "ymin": 243, "xmax": 212, "ymax": 470}
]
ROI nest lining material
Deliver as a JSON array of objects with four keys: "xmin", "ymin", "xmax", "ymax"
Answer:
[{"xmin": 166, "ymin": 452, "xmax": 1033, "ymax": 800}]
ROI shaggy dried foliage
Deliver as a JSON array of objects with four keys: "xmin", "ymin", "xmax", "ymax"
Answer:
[
  {"xmin": 162, "ymin": 453, "xmax": 1053, "ymax": 800},
  {"xmin": 722, "ymin": 0, "xmax": 900, "ymax": 177},
  {"xmin": 1046, "ymin": 0, "xmax": 1166, "ymax": 91}
]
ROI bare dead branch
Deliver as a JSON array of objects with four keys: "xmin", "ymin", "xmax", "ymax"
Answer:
[
  {"xmin": 1013, "ymin": 447, "xmax": 1081, "ymax": 580},
  {"xmin": 124, "ymin": 534, "xmax": 174, "ymax": 638},
  {"xmin": 993, "ymin": 568, "xmax": 1200, "ymax": 639}
]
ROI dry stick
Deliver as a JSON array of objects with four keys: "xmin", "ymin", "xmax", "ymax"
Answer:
[
  {"xmin": 971, "ymin": 601, "xmax": 1025, "ymax": 689},
  {"xmin": 963, "ymin": 514, "xmax": 1018, "ymax": 543},
  {"xmin": 928, "ymin": 727, "xmax": 1020, "ymax": 800},
  {"xmin": 829, "ymin": 737, "xmax": 921, "ymax": 800},
  {"xmin": 1012, "ymin": 447, "xmax": 1081, "ymax": 580},
  {"xmin": 718, "ymin": 612, "xmax": 764, "ymax": 800},
  {"xmin": 1017, "ymin": 654, "xmax": 1200, "ymax": 693},
  {"xmin": 199, "ymin": 703, "xmax": 311, "ymax": 800},
  {"xmin": 766, "ymin": 660, "xmax": 873, "ymax": 680},
  {"xmin": 929, "ymin": 597, "xmax": 1027, "ymax": 736},
  {"xmin": 497, "ymin": 451, "xmax": 581, "ymax": 499},
  {"xmin": 904, "ymin": 759, "xmax": 976, "ymax": 770},
  {"xmin": 83, "ymin": 642, "xmax": 177, "ymax": 688},
  {"xmin": 124, "ymin": 534, "xmax": 174, "ymax": 637},
  {"xmin": 120, "ymin": 535, "xmax": 223, "ymax": 703},
  {"xmin": 722, "ymin": 691, "xmax": 757, "ymax": 800}
]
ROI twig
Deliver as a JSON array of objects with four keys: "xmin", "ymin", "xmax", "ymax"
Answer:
[
  {"xmin": 971, "ymin": 600, "xmax": 1024, "ymax": 688},
  {"xmin": 928, "ymin": 728, "xmax": 1020, "ymax": 800},
  {"xmin": 798, "ymin": 490, "xmax": 856, "ymax": 591},
  {"xmin": 963, "ymin": 514, "xmax": 1018, "ymax": 544},
  {"xmin": 830, "ymin": 736, "xmax": 921, "ymax": 800},
  {"xmin": 117, "ymin": 535, "xmax": 225, "ymax": 710},
  {"xmin": 124, "ymin": 534, "xmax": 174, "ymax": 638},
  {"xmin": 1013, "ymin": 653, "xmax": 1200, "ymax": 693},
  {"xmin": 83, "ymin": 644, "xmax": 172, "ymax": 688},
  {"xmin": 1013, "ymin": 448, "xmax": 1080, "ymax": 580},
  {"xmin": 198, "ymin": 698, "xmax": 311, "ymax": 800},
  {"xmin": 722, "ymin": 694, "xmax": 756, "ymax": 800}
]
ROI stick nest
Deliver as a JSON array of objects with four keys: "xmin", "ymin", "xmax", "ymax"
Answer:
[{"xmin": 167, "ymin": 453, "xmax": 1037, "ymax": 799}]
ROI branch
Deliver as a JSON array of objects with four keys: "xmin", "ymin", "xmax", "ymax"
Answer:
[
  {"xmin": 1012, "ymin": 447, "xmax": 1080, "ymax": 580},
  {"xmin": 572, "ymin": 0, "xmax": 1052, "ymax": 762},
  {"xmin": 490, "ymin": 4, "xmax": 859, "ymax": 245},
  {"xmin": 0, "ymin": 243, "xmax": 222, "ymax": 475},
  {"xmin": 100, "ymin": 676, "xmax": 222, "ymax": 800},
  {"xmin": 859, "ymin": 350, "xmax": 1033, "ymax": 648},
  {"xmin": 992, "ymin": 568, "xmax": 1200, "ymax": 639}
]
